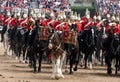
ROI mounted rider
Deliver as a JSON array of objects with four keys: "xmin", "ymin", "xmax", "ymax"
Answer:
[{"xmin": 1, "ymin": 11, "xmax": 11, "ymax": 42}]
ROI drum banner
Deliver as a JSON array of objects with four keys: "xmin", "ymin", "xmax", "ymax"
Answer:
[
  {"xmin": 39, "ymin": 27, "xmax": 49, "ymax": 41},
  {"xmin": 61, "ymin": 31, "xmax": 78, "ymax": 45}
]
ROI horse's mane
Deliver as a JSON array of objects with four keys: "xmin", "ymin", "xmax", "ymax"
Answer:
[{"xmin": 52, "ymin": 32, "xmax": 61, "ymax": 45}]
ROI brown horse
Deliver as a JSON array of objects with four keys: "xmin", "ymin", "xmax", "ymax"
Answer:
[{"xmin": 47, "ymin": 31, "xmax": 66, "ymax": 79}]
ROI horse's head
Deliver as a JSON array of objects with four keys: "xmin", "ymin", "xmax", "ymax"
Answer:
[{"xmin": 48, "ymin": 31, "xmax": 61, "ymax": 50}]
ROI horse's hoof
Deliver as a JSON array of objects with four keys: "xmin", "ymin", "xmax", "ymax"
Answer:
[
  {"xmin": 84, "ymin": 67, "xmax": 88, "ymax": 69},
  {"xmin": 69, "ymin": 71, "xmax": 74, "ymax": 75},
  {"xmin": 19, "ymin": 60, "xmax": 22, "ymax": 63},
  {"xmin": 38, "ymin": 69, "xmax": 41, "ymax": 73},
  {"xmin": 15, "ymin": 57, "xmax": 18, "ymax": 60},
  {"xmin": 29, "ymin": 64, "xmax": 33, "ymax": 68},
  {"xmin": 25, "ymin": 61, "xmax": 28, "ymax": 63},
  {"xmin": 34, "ymin": 70, "xmax": 37, "ymax": 74},
  {"xmin": 60, "ymin": 74, "xmax": 64, "ymax": 78},
  {"xmin": 80, "ymin": 64, "xmax": 83, "ymax": 67},
  {"xmin": 4, "ymin": 52, "xmax": 7, "ymax": 56},
  {"xmin": 50, "ymin": 74, "xmax": 55, "ymax": 79},
  {"xmin": 107, "ymin": 70, "xmax": 112, "ymax": 75},
  {"xmin": 73, "ymin": 68, "xmax": 77, "ymax": 71},
  {"xmin": 65, "ymin": 69, "xmax": 69, "ymax": 73},
  {"xmin": 115, "ymin": 71, "xmax": 118, "ymax": 75},
  {"xmin": 101, "ymin": 64, "xmax": 104, "ymax": 66},
  {"xmin": 118, "ymin": 67, "xmax": 120, "ymax": 71},
  {"xmin": 21, "ymin": 60, "xmax": 25, "ymax": 64},
  {"xmin": 55, "ymin": 73, "xmax": 61, "ymax": 80}
]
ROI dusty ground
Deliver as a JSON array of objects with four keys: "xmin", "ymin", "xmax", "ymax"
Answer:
[{"xmin": 0, "ymin": 42, "xmax": 120, "ymax": 82}]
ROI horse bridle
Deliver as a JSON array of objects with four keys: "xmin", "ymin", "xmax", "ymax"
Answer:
[{"xmin": 48, "ymin": 32, "xmax": 65, "ymax": 52}]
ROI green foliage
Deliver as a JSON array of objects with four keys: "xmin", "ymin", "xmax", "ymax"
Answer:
[{"xmin": 71, "ymin": 6, "xmax": 95, "ymax": 17}]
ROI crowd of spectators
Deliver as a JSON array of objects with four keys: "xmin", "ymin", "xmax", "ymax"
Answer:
[
  {"xmin": 0, "ymin": 0, "xmax": 71, "ymax": 13},
  {"xmin": 38, "ymin": 0, "xmax": 71, "ymax": 12},
  {"xmin": 95, "ymin": 0, "xmax": 120, "ymax": 16}
]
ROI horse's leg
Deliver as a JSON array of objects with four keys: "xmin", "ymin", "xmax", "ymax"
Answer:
[
  {"xmin": 88, "ymin": 51, "xmax": 93, "ymax": 70},
  {"xmin": 22, "ymin": 46, "xmax": 26, "ymax": 63},
  {"xmin": 101, "ymin": 50, "xmax": 105, "ymax": 66},
  {"xmin": 79, "ymin": 52, "xmax": 84, "ymax": 67},
  {"xmin": 38, "ymin": 52, "xmax": 43, "ymax": 73},
  {"xmin": 14, "ymin": 44, "xmax": 19, "ymax": 59},
  {"xmin": 59, "ymin": 52, "xmax": 66, "ymax": 78},
  {"xmin": 105, "ymin": 54, "xmax": 112, "ymax": 75},
  {"xmin": 3, "ymin": 39, "xmax": 7, "ymax": 55},
  {"xmin": 28, "ymin": 47, "xmax": 33, "ymax": 68},
  {"xmin": 84, "ymin": 53, "xmax": 89, "ymax": 69},
  {"xmin": 24, "ymin": 47, "xmax": 28, "ymax": 63},
  {"xmin": 74, "ymin": 50, "xmax": 80, "ymax": 71},
  {"xmin": 33, "ymin": 53, "xmax": 37, "ymax": 73},
  {"xmin": 18, "ymin": 45, "xmax": 22, "ymax": 62},
  {"xmin": 115, "ymin": 57, "xmax": 118, "ymax": 74},
  {"xmin": 118, "ymin": 58, "xmax": 120, "ymax": 71},
  {"xmin": 95, "ymin": 48, "xmax": 100, "ymax": 65},
  {"xmin": 50, "ymin": 55, "xmax": 56, "ymax": 79},
  {"xmin": 65, "ymin": 55, "xmax": 69, "ymax": 73},
  {"xmin": 55, "ymin": 56, "xmax": 61, "ymax": 79},
  {"xmin": 69, "ymin": 55, "xmax": 74, "ymax": 74}
]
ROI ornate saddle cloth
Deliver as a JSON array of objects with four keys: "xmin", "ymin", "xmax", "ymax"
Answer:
[
  {"xmin": 39, "ymin": 27, "xmax": 49, "ymax": 41},
  {"xmin": 61, "ymin": 31, "xmax": 78, "ymax": 45}
]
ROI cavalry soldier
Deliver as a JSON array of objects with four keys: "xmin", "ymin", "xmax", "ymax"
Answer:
[
  {"xmin": 1, "ymin": 11, "xmax": 11, "ymax": 42},
  {"xmin": 83, "ymin": 8, "xmax": 95, "ymax": 31},
  {"xmin": 95, "ymin": 15, "xmax": 104, "ymax": 31},
  {"xmin": 70, "ymin": 12, "xmax": 79, "ymax": 32},
  {"xmin": 55, "ymin": 11, "xmax": 69, "ymax": 33},
  {"xmin": 20, "ymin": 13, "xmax": 28, "ymax": 30},
  {"xmin": 80, "ymin": 9, "xmax": 91, "ymax": 31},
  {"xmin": 46, "ymin": 10, "xmax": 55, "ymax": 29},
  {"xmin": 25, "ymin": 14, "xmax": 31, "ymax": 31},
  {"xmin": 113, "ymin": 17, "xmax": 120, "ymax": 35},
  {"xmin": 75, "ymin": 14, "xmax": 83, "ymax": 32},
  {"xmin": 39, "ymin": 12, "xmax": 47, "ymax": 27},
  {"xmin": 9, "ymin": 12, "xmax": 20, "ymax": 29},
  {"xmin": 84, "ymin": 18, "xmax": 94, "ymax": 30}
]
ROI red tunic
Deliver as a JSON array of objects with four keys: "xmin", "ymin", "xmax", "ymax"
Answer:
[
  {"xmin": 76, "ymin": 22, "xmax": 82, "ymax": 32},
  {"xmin": 62, "ymin": 22, "xmax": 69, "ymax": 31},
  {"xmin": 41, "ymin": 19, "xmax": 47, "ymax": 27},
  {"xmin": 84, "ymin": 21, "xmax": 94, "ymax": 30},
  {"xmin": 2, "ymin": 17, "xmax": 9, "ymax": 26},
  {"xmin": 10, "ymin": 18, "xmax": 17, "ymax": 27},
  {"xmin": 81, "ymin": 17, "xmax": 87, "ymax": 31},
  {"xmin": 53, "ymin": 20, "xmax": 60, "ymax": 30},
  {"xmin": 17, "ymin": 19, "xmax": 24, "ymax": 28},
  {"xmin": 55, "ymin": 22, "xmax": 68, "ymax": 31},
  {"xmin": 96, "ymin": 21, "xmax": 103, "ymax": 30},
  {"xmin": 105, "ymin": 24, "xmax": 111, "ymax": 33},
  {"xmin": 113, "ymin": 24, "xmax": 120, "ymax": 35}
]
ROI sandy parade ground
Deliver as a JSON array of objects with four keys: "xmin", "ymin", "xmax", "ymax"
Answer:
[{"xmin": 0, "ymin": 42, "xmax": 120, "ymax": 82}]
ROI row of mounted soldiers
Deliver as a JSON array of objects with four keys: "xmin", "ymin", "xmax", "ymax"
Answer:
[
  {"xmin": 0, "ymin": 8, "xmax": 120, "ymax": 75},
  {"xmin": 1, "ymin": 9, "xmax": 120, "ymax": 39}
]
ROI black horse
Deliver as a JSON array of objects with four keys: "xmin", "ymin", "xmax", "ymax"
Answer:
[
  {"xmin": 115, "ymin": 41, "xmax": 120, "ymax": 74},
  {"xmin": 108, "ymin": 34, "xmax": 120, "ymax": 74},
  {"xmin": 103, "ymin": 28, "xmax": 120, "ymax": 74},
  {"xmin": 27, "ymin": 20, "xmax": 47, "ymax": 73},
  {"xmin": 78, "ymin": 27, "xmax": 95, "ymax": 69},
  {"xmin": 64, "ymin": 35, "xmax": 79, "ymax": 74}
]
